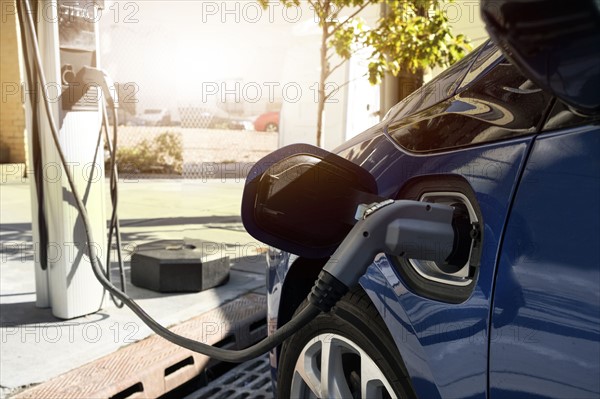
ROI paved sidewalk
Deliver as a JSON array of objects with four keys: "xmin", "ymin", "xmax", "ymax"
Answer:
[{"xmin": 0, "ymin": 178, "xmax": 268, "ymax": 398}]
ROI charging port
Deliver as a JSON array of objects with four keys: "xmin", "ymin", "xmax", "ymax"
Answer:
[
  {"xmin": 406, "ymin": 192, "xmax": 479, "ymax": 287},
  {"xmin": 393, "ymin": 177, "xmax": 484, "ymax": 304}
]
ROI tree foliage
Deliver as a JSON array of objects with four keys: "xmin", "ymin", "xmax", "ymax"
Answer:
[
  {"xmin": 259, "ymin": 0, "xmax": 471, "ymax": 146},
  {"xmin": 361, "ymin": 1, "xmax": 470, "ymax": 84}
]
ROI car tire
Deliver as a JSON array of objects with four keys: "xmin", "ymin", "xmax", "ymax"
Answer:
[
  {"xmin": 277, "ymin": 287, "xmax": 415, "ymax": 399},
  {"xmin": 265, "ymin": 122, "xmax": 278, "ymax": 132}
]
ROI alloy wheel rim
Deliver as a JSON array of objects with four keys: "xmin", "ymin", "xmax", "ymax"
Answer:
[{"xmin": 290, "ymin": 333, "xmax": 397, "ymax": 399}]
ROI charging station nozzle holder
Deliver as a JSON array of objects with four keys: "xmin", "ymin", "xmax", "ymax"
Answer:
[{"xmin": 57, "ymin": 0, "xmax": 101, "ymax": 111}]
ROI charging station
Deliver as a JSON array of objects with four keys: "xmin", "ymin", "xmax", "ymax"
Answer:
[{"xmin": 23, "ymin": 0, "xmax": 107, "ymax": 319}]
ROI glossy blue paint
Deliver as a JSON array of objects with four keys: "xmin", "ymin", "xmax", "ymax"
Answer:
[
  {"xmin": 345, "ymin": 135, "xmax": 532, "ymax": 398},
  {"xmin": 267, "ymin": 132, "xmax": 534, "ymax": 398},
  {"xmin": 264, "ymin": 40, "xmax": 599, "ymax": 398},
  {"xmin": 266, "ymin": 128, "xmax": 600, "ymax": 398},
  {"xmin": 489, "ymin": 126, "xmax": 600, "ymax": 398}
]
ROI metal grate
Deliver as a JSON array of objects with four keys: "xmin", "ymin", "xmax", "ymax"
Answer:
[
  {"xmin": 13, "ymin": 294, "xmax": 267, "ymax": 399},
  {"xmin": 184, "ymin": 355, "xmax": 272, "ymax": 399}
]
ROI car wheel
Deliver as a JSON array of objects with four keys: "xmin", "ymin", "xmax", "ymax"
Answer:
[
  {"xmin": 265, "ymin": 122, "xmax": 278, "ymax": 132},
  {"xmin": 277, "ymin": 288, "xmax": 414, "ymax": 399}
]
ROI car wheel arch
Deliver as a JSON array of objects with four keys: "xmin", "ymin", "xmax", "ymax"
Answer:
[
  {"xmin": 274, "ymin": 254, "xmax": 444, "ymax": 397},
  {"xmin": 277, "ymin": 257, "xmax": 325, "ymax": 332}
]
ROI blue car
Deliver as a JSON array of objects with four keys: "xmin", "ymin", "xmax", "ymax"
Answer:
[{"xmin": 264, "ymin": 39, "xmax": 600, "ymax": 398}]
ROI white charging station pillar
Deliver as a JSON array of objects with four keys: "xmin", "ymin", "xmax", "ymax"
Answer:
[{"xmin": 24, "ymin": 0, "xmax": 107, "ymax": 319}]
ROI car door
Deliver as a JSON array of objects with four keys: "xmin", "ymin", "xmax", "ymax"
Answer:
[{"xmin": 489, "ymin": 102, "xmax": 600, "ymax": 398}]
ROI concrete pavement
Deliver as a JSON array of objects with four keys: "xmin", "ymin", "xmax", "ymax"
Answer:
[{"xmin": 0, "ymin": 176, "xmax": 268, "ymax": 398}]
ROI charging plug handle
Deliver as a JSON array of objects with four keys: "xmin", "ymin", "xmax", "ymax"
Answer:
[
  {"xmin": 310, "ymin": 200, "xmax": 455, "ymax": 312},
  {"xmin": 76, "ymin": 66, "xmax": 118, "ymax": 108}
]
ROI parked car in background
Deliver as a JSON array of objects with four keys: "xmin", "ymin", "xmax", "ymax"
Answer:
[
  {"xmin": 123, "ymin": 116, "xmax": 147, "ymax": 126},
  {"xmin": 203, "ymin": 109, "xmax": 252, "ymax": 130},
  {"xmin": 254, "ymin": 111, "xmax": 279, "ymax": 132},
  {"xmin": 179, "ymin": 107, "xmax": 252, "ymax": 130},
  {"xmin": 267, "ymin": 39, "xmax": 600, "ymax": 398},
  {"xmin": 138, "ymin": 108, "xmax": 171, "ymax": 126}
]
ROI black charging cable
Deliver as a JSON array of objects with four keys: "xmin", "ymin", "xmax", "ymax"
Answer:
[
  {"xmin": 101, "ymin": 101, "xmax": 126, "ymax": 308},
  {"xmin": 16, "ymin": 0, "xmax": 49, "ymax": 271},
  {"xmin": 19, "ymin": 0, "xmax": 326, "ymax": 363}
]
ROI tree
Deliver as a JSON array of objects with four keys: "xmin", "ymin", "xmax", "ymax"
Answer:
[{"xmin": 259, "ymin": 0, "xmax": 470, "ymax": 147}]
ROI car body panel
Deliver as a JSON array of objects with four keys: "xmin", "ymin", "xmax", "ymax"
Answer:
[
  {"xmin": 345, "ymin": 136, "xmax": 532, "ymax": 399},
  {"xmin": 266, "ymin": 39, "xmax": 599, "ymax": 398},
  {"xmin": 138, "ymin": 108, "xmax": 171, "ymax": 126},
  {"xmin": 489, "ymin": 125, "xmax": 600, "ymax": 398},
  {"xmin": 268, "ymin": 133, "xmax": 533, "ymax": 398}
]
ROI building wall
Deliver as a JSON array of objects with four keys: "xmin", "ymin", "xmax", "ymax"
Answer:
[{"xmin": 0, "ymin": 0, "xmax": 26, "ymax": 163}]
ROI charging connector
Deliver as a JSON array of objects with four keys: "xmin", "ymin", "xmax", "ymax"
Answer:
[
  {"xmin": 76, "ymin": 66, "xmax": 118, "ymax": 109},
  {"xmin": 310, "ymin": 200, "xmax": 455, "ymax": 312}
]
